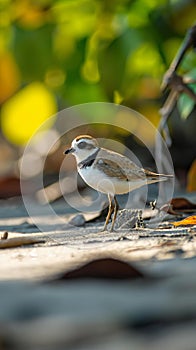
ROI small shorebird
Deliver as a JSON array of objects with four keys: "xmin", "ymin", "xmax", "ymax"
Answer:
[{"xmin": 64, "ymin": 135, "xmax": 173, "ymax": 231}]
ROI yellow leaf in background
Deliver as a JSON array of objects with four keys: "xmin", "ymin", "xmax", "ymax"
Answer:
[
  {"xmin": 113, "ymin": 90, "xmax": 123, "ymax": 105},
  {"xmin": 1, "ymin": 82, "xmax": 57, "ymax": 145},
  {"xmin": 138, "ymin": 104, "xmax": 160, "ymax": 127},
  {"xmin": 12, "ymin": 0, "xmax": 48, "ymax": 28},
  {"xmin": 187, "ymin": 159, "xmax": 196, "ymax": 192},
  {"xmin": 81, "ymin": 59, "xmax": 100, "ymax": 83},
  {"xmin": 172, "ymin": 216, "xmax": 196, "ymax": 227},
  {"xmin": 0, "ymin": 52, "xmax": 20, "ymax": 103}
]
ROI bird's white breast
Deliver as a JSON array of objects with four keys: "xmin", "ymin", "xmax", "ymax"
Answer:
[{"xmin": 78, "ymin": 166, "xmax": 147, "ymax": 195}]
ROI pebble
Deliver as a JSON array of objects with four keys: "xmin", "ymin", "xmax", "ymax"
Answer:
[
  {"xmin": 69, "ymin": 214, "xmax": 86, "ymax": 227},
  {"xmin": 114, "ymin": 209, "xmax": 139, "ymax": 229}
]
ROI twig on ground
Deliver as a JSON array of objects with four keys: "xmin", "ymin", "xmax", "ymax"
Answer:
[
  {"xmin": 1, "ymin": 232, "xmax": 8, "ymax": 240},
  {"xmin": 0, "ymin": 236, "xmax": 45, "ymax": 249}
]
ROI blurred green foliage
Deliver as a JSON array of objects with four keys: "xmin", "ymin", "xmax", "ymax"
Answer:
[{"xmin": 0, "ymin": 0, "xmax": 195, "ymax": 144}]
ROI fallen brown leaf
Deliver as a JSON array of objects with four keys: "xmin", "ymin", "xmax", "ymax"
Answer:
[
  {"xmin": 187, "ymin": 159, "xmax": 196, "ymax": 192},
  {"xmin": 51, "ymin": 258, "xmax": 144, "ymax": 281},
  {"xmin": 170, "ymin": 198, "xmax": 196, "ymax": 210},
  {"xmin": 160, "ymin": 198, "xmax": 196, "ymax": 215}
]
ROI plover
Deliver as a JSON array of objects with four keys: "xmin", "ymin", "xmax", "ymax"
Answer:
[{"xmin": 64, "ymin": 135, "xmax": 173, "ymax": 231}]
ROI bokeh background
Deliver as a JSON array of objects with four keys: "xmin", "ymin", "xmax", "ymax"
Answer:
[{"xmin": 0, "ymin": 0, "xmax": 195, "ymax": 199}]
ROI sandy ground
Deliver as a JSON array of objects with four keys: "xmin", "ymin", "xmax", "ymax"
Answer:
[{"xmin": 0, "ymin": 195, "xmax": 196, "ymax": 349}]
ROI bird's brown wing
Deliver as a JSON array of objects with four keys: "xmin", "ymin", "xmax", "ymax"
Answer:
[
  {"xmin": 95, "ymin": 158, "xmax": 130, "ymax": 181},
  {"xmin": 95, "ymin": 148, "xmax": 173, "ymax": 182},
  {"xmin": 94, "ymin": 148, "xmax": 147, "ymax": 181}
]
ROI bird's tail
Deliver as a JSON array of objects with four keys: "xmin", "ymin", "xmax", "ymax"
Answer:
[{"xmin": 144, "ymin": 169, "xmax": 174, "ymax": 182}]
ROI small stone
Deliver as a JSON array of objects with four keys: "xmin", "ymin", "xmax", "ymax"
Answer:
[
  {"xmin": 98, "ymin": 159, "xmax": 104, "ymax": 164},
  {"xmin": 69, "ymin": 214, "xmax": 86, "ymax": 227},
  {"xmin": 168, "ymin": 248, "xmax": 185, "ymax": 256},
  {"xmin": 114, "ymin": 209, "xmax": 139, "ymax": 229}
]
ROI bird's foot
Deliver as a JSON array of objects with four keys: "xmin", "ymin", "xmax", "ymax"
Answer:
[{"xmin": 100, "ymin": 225, "xmax": 117, "ymax": 233}]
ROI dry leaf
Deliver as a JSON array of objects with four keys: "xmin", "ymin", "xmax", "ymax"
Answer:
[
  {"xmin": 172, "ymin": 215, "xmax": 196, "ymax": 227},
  {"xmin": 170, "ymin": 198, "xmax": 196, "ymax": 210},
  {"xmin": 51, "ymin": 258, "xmax": 144, "ymax": 281},
  {"xmin": 160, "ymin": 197, "xmax": 196, "ymax": 215},
  {"xmin": 187, "ymin": 159, "xmax": 196, "ymax": 192}
]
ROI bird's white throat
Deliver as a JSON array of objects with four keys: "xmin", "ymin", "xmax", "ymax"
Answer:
[{"xmin": 73, "ymin": 147, "xmax": 99, "ymax": 163}]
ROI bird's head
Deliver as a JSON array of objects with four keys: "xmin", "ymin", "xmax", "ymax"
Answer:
[{"xmin": 64, "ymin": 135, "xmax": 99, "ymax": 162}]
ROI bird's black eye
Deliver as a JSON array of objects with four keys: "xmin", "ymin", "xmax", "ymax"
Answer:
[{"xmin": 78, "ymin": 141, "xmax": 87, "ymax": 149}]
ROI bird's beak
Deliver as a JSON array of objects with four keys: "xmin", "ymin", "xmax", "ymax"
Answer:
[{"xmin": 64, "ymin": 147, "xmax": 75, "ymax": 155}]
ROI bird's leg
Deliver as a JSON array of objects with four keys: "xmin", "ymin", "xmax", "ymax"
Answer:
[
  {"xmin": 110, "ymin": 196, "xmax": 119, "ymax": 232},
  {"xmin": 102, "ymin": 194, "xmax": 114, "ymax": 231}
]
